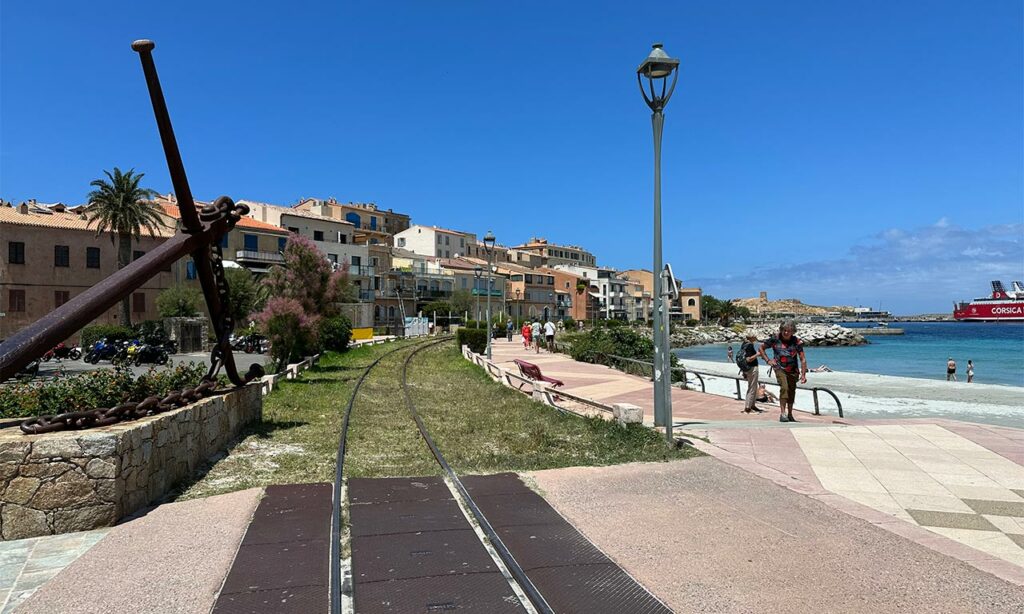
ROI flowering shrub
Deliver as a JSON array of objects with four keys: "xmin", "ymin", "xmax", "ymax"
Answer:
[
  {"xmin": 255, "ymin": 298, "xmax": 319, "ymax": 372},
  {"xmin": 0, "ymin": 362, "xmax": 207, "ymax": 419}
]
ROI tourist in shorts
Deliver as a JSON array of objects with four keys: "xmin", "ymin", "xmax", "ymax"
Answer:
[
  {"xmin": 531, "ymin": 320, "xmax": 542, "ymax": 354},
  {"xmin": 967, "ymin": 360, "xmax": 974, "ymax": 383},
  {"xmin": 737, "ymin": 333, "xmax": 760, "ymax": 413},
  {"xmin": 758, "ymin": 320, "xmax": 807, "ymax": 423},
  {"xmin": 544, "ymin": 320, "xmax": 556, "ymax": 352},
  {"xmin": 947, "ymin": 357, "xmax": 957, "ymax": 381}
]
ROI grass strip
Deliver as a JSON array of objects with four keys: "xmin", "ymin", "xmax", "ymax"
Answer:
[{"xmin": 405, "ymin": 343, "xmax": 700, "ymax": 473}]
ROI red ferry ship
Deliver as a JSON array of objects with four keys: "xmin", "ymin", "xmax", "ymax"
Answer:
[{"xmin": 953, "ymin": 281, "xmax": 1024, "ymax": 321}]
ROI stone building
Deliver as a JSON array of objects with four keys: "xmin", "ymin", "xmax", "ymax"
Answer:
[
  {"xmin": 393, "ymin": 225, "xmax": 477, "ymax": 260},
  {"xmin": 619, "ymin": 268, "xmax": 702, "ymax": 322},
  {"xmin": 1, "ymin": 201, "xmax": 176, "ymax": 342},
  {"xmin": 511, "ymin": 237, "xmax": 597, "ymax": 268},
  {"xmin": 292, "ymin": 198, "xmax": 411, "ymax": 246}
]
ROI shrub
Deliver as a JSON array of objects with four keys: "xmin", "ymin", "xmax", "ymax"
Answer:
[
  {"xmin": 685, "ymin": 318, "xmax": 698, "ymax": 327},
  {"xmin": 0, "ymin": 362, "xmax": 207, "ymax": 419},
  {"xmin": 80, "ymin": 324, "xmax": 134, "ymax": 349},
  {"xmin": 568, "ymin": 327, "xmax": 654, "ymax": 365},
  {"xmin": 135, "ymin": 320, "xmax": 169, "ymax": 346},
  {"xmin": 256, "ymin": 297, "xmax": 319, "ymax": 372},
  {"xmin": 156, "ymin": 284, "xmax": 203, "ymax": 317},
  {"xmin": 318, "ymin": 315, "xmax": 352, "ymax": 352},
  {"xmin": 562, "ymin": 317, "xmax": 575, "ymax": 330},
  {"xmin": 456, "ymin": 328, "xmax": 487, "ymax": 354}
]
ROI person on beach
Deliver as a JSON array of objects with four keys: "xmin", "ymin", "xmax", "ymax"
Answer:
[
  {"xmin": 737, "ymin": 333, "xmax": 761, "ymax": 413},
  {"xmin": 967, "ymin": 360, "xmax": 974, "ymax": 383},
  {"xmin": 531, "ymin": 320, "xmax": 542, "ymax": 354},
  {"xmin": 810, "ymin": 365, "xmax": 833, "ymax": 373},
  {"xmin": 756, "ymin": 384, "xmax": 778, "ymax": 404},
  {"xmin": 521, "ymin": 322, "xmax": 531, "ymax": 349},
  {"xmin": 544, "ymin": 320, "xmax": 556, "ymax": 351},
  {"xmin": 727, "ymin": 346, "xmax": 734, "ymax": 363},
  {"xmin": 947, "ymin": 357, "xmax": 957, "ymax": 381},
  {"xmin": 758, "ymin": 320, "xmax": 807, "ymax": 423}
]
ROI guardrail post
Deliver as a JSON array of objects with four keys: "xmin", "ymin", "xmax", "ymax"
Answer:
[
  {"xmin": 735, "ymin": 379, "xmax": 742, "ymax": 401},
  {"xmin": 813, "ymin": 389, "xmax": 820, "ymax": 415}
]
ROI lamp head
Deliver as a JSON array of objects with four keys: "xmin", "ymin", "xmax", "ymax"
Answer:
[
  {"xmin": 637, "ymin": 43, "xmax": 679, "ymax": 79},
  {"xmin": 483, "ymin": 230, "xmax": 496, "ymax": 249},
  {"xmin": 637, "ymin": 43, "xmax": 680, "ymax": 111}
]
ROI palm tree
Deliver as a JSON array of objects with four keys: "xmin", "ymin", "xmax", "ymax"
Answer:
[
  {"xmin": 86, "ymin": 168, "xmax": 164, "ymax": 326},
  {"xmin": 719, "ymin": 300, "xmax": 739, "ymax": 327}
]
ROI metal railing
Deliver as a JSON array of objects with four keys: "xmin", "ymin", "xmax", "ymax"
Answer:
[
  {"xmin": 235, "ymin": 249, "xmax": 284, "ymax": 264},
  {"xmin": 604, "ymin": 354, "xmax": 843, "ymax": 418}
]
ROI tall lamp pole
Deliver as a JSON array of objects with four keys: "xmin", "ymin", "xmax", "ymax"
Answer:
[
  {"xmin": 638, "ymin": 43, "xmax": 680, "ymax": 439},
  {"xmin": 515, "ymin": 288, "xmax": 522, "ymax": 320},
  {"xmin": 484, "ymin": 231, "xmax": 496, "ymax": 359},
  {"xmin": 473, "ymin": 266, "xmax": 482, "ymax": 322}
]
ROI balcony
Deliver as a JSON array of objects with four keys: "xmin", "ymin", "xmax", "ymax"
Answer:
[
  {"xmin": 236, "ymin": 250, "xmax": 285, "ymax": 265},
  {"xmin": 470, "ymin": 288, "xmax": 502, "ymax": 297},
  {"xmin": 348, "ymin": 265, "xmax": 375, "ymax": 277},
  {"xmin": 358, "ymin": 289, "xmax": 375, "ymax": 301}
]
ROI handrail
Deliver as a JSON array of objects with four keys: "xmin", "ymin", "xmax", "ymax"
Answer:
[{"xmin": 605, "ymin": 354, "xmax": 843, "ymax": 418}]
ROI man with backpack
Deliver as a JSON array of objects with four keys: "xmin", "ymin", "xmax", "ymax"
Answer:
[{"xmin": 736, "ymin": 332, "xmax": 761, "ymax": 413}]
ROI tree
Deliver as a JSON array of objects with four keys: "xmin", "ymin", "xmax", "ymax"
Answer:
[
  {"xmin": 718, "ymin": 301, "xmax": 739, "ymax": 326},
  {"xmin": 261, "ymin": 233, "xmax": 349, "ymax": 317},
  {"xmin": 224, "ymin": 268, "xmax": 268, "ymax": 326},
  {"xmin": 156, "ymin": 285, "xmax": 202, "ymax": 317},
  {"xmin": 255, "ymin": 298, "xmax": 318, "ymax": 372},
  {"xmin": 449, "ymin": 289, "xmax": 473, "ymax": 315},
  {"xmin": 86, "ymin": 167, "xmax": 163, "ymax": 326}
]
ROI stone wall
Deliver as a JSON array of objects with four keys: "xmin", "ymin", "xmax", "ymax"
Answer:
[{"xmin": 0, "ymin": 383, "xmax": 262, "ymax": 540}]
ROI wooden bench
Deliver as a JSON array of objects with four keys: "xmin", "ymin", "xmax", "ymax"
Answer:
[{"xmin": 513, "ymin": 359, "xmax": 564, "ymax": 388}]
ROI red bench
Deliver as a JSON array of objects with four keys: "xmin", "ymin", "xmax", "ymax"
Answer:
[{"xmin": 513, "ymin": 359, "xmax": 564, "ymax": 388}]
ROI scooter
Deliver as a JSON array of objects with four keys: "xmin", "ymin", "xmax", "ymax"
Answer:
[{"xmin": 41, "ymin": 342, "xmax": 82, "ymax": 362}]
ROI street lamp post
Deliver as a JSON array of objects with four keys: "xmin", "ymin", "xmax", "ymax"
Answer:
[
  {"xmin": 548, "ymin": 292, "xmax": 554, "ymax": 322},
  {"xmin": 515, "ymin": 288, "xmax": 522, "ymax": 320},
  {"xmin": 638, "ymin": 42, "xmax": 680, "ymax": 441},
  {"xmin": 484, "ymin": 231, "xmax": 496, "ymax": 359},
  {"xmin": 473, "ymin": 266, "xmax": 482, "ymax": 322}
]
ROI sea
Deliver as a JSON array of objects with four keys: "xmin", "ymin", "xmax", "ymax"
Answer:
[{"xmin": 673, "ymin": 322, "xmax": 1024, "ymax": 388}]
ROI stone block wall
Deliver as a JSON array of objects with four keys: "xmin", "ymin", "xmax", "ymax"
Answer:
[{"xmin": 0, "ymin": 383, "xmax": 262, "ymax": 540}]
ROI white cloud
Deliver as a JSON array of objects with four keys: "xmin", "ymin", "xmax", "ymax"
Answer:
[{"xmin": 690, "ymin": 221, "xmax": 1024, "ymax": 314}]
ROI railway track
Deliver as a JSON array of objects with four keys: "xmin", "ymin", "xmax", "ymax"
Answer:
[{"xmin": 331, "ymin": 337, "xmax": 672, "ymax": 614}]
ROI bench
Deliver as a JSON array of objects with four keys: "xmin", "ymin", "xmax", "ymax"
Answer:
[{"xmin": 513, "ymin": 359, "xmax": 564, "ymax": 389}]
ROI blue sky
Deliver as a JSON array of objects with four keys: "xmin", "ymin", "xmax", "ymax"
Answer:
[{"xmin": 2, "ymin": 1, "xmax": 1021, "ymax": 314}]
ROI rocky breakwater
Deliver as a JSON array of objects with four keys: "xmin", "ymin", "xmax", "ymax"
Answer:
[{"xmin": 666, "ymin": 324, "xmax": 867, "ymax": 348}]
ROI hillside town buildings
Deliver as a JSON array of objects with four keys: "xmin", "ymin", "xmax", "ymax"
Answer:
[{"xmin": 2, "ymin": 193, "xmax": 703, "ymax": 341}]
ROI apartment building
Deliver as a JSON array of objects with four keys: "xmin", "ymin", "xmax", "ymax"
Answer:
[
  {"xmin": 393, "ymin": 225, "xmax": 477, "ymax": 260},
  {"xmin": 242, "ymin": 200, "xmax": 373, "ymax": 299},
  {"xmin": 154, "ymin": 196, "xmax": 288, "ymax": 276},
  {"xmin": 511, "ymin": 237, "xmax": 597, "ymax": 268},
  {"xmin": 496, "ymin": 263, "xmax": 562, "ymax": 321},
  {"xmin": 1, "ymin": 201, "xmax": 176, "ymax": 341},
  {"xmin": 293, "ymin": 198, "xmax": 411, "ymax": 246},
  {"xmin": 619, "ymin": 268, "xmax": 702, "ymax": 321},
  {"xmin": 552, "ymin": 264, "xmax": 631, "ymax": 320},
  {"xmin": 537, "ymin": 267, "xmax": 591, "ymax": 322}
]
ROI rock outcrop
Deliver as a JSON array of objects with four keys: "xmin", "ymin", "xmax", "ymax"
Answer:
[{"xmin": 660, "ymin": 323, "xmax": 867, "ymax": 348}]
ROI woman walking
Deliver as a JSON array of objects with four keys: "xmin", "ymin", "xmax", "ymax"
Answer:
[
  {"xmin": 521, "ymin": 322, "xmax": 532, "ymax": 350},
  {"xmin": 758, "ymin": 320, "xmax": 807, "ymax": 423}
]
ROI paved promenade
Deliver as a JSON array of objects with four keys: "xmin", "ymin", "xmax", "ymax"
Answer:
[{"xmin": 491, "ymin": 337, "xmax": 1024, "ymax": 588}]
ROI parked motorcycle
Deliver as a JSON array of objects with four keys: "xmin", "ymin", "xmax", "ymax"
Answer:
[
  {"xmin": 41, "ymin": 342, "xmax": 82, "ymax": 362},
  {"xmin": 132, "ymin": 342, "xmax": 169, "ymax": 366},
  {"xmin": 84, "ymin": 338, "xmax": 122, "ymax": 364},
  {"xmin": 243, "ymin": 333, "xmax": 267, "ymax": 354}
]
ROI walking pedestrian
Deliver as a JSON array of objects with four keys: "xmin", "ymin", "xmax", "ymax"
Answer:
[
  {"xmin": 521, "ymin": 322, "xmax": 531, "ymax": 349},
  {"xmin": 531, "ymin": 320, "xmax": 542, "ymax": 354},
  {"xmin": 544, "ymin": 320, "xmax": 556, "ymax": 352},
  {"xmin": 967, "ymin": 360, "xmax": 974, "ymax": 383},
  {"xmin": 737, "ymin": 333, "xmax": 760, "ymax": 413},
  {"xmin": 758, "ymin": 320, "xmax": 807, "ymax": 423},
  {"xmin": 727, "ymin": 346, "xmax": 734, "ymax": 363},
  {"xmin": 947, "ymin": 357, "xmax": 957, "ymax": 382},
  {"xmin": 506, "ymin": 319, "xmax": 514, "ymax": 342}
]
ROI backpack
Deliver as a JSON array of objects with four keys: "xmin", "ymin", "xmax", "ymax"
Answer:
[{"xmin": 736, "ymin": 342, "xmax": 754, "ymax": 371}]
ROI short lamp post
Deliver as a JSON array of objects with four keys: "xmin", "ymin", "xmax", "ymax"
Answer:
[
  {"xmin": 473, "ymin": 266, "xmax": 482, "ymax": 322},
  {"xmin": 638, "ymin": 42, "xmax": 680, "ymax": 441},
  {"xmin": 484, "ymin": 230, "xmax": 496, "ymax": 359}
]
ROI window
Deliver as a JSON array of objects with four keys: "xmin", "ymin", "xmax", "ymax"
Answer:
[
  {"xmin": 460, "ymin": 237, "xmax": 464, "ymax": 247},
  {"xmin": 398, "ymin": 237, "xmax": 406, "ymax": 247},
  {"xmin": 8, "ymin": 242, "xmax": 25, "ymax": 264},
  {"xmin": 133, "ymin": 250, "xmax": 145, "ymax": 261},
  {"xmin": 345, "ymin": 212, "xmax": 361, "ymax": 228},
  {"xmin": 547, "ymin": 276, "xmax": 555, "ymax": 285},
  {"xmin": 328, "ymin": 254, "xmax": 338, "ymax": 263},
  {"xmin": 186, "ymin": 260, "xmax": 197, "ymax": 280},
  {"xmin": 8, "ymin": 289, "xmax": 26, "ymax": 312},
  {"xmin": 132, "ymin": 292, "xmax": 146, "ymax": 313},
  {"xmin": 54, "ymin": 245, "xmax": 70, "ymax": 267},
  {"xmin": 688, "ymin": 298, "xmax": 696, "ymax": 306},
  {"xmin": 445, "ymin": 236, "xmax": 450, "ymax": 246},
  {"xmin": 314, "ymin": 230, "xmax": 324, "ymax": 241},
  {"xmin": 370, "ymin": 216, "xmax": 377, "ymax": 230},
  {"xmin": 243, "ymin": 234, "xmax": 258, "ymax": 251},
  {"xmin": 445, "ymin": 251, "xmax": 450, "ymax": 258},
  {"xmin": 339, "ymin": 234, "xmax": 347, "ymax": 244},
  {"xmin": 288, "ymin": 226, "xmax": 300, "ymax": 234},
  {"xmin": 55, "ymin": 290, "xmax": 70, "ymax": 308},
  {"xmin": 278, "ymin": 237, "xmax": 287, "ymax": 252},
  {"xmin": 220, "ymin": 234, "xmax": 229, "ymax": 248},
  {"xmin": 86, "ymin": 247, "xmax": 101, "ymax": 268},
  {"xmin": 351, "ymin": 256, "xmax": 361, "ymax": 267},
  {"xmin": 437, "ymin": 236, "xmax": 443, "ymax": 245}
]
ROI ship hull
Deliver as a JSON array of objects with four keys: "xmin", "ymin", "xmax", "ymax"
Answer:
[{"xmin": 953, "ymin": 302, "xmax": 1024, "ymax": 321}]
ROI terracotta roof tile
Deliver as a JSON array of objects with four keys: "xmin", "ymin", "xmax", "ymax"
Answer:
[
  {"xmin": 0, "ymin": 204, "xmax": 175, "ymax": 236},
  {"xmin": 155, "ymin": 202, "xmax": 288, "ymax": 234}
]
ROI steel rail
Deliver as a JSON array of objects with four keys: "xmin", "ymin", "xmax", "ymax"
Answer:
[
  {"xmin": 329, "ymin": 338, "xmax": 439, "ymax": 614},
  {"xmin": 400, "ymin": 340, "xmax": 555, "ymax": 614}
]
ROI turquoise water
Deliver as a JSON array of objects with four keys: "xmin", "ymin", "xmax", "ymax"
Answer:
[{"xmin": 673, "ymin": 322, "xmax": 1024, "ymax": 387}]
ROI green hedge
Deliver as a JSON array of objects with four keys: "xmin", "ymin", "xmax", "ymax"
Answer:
[
  {"xmin": 456, "ymin": 328, "xmax": 488, "ymax": 354},
  {"xmin": 0, "ymin": 361, "xmax": 207, "ymax": 419},
  {"xmin": 80, "ymin": 324, "xmax": 135, "ymax": 349},
  {"xmin": 318, "ymin": 315, "xmax": 352, "ymax": 352}
]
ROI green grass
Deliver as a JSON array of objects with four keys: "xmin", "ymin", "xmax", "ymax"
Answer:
[{"xmin": 174, "ymin": 337, "xmax": 699, "ymax": 500}]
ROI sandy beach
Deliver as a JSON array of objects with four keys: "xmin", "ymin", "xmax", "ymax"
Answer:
[{"xmin": 677, "ymin": 358, "xmax": 1024, "ymax": 428}]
